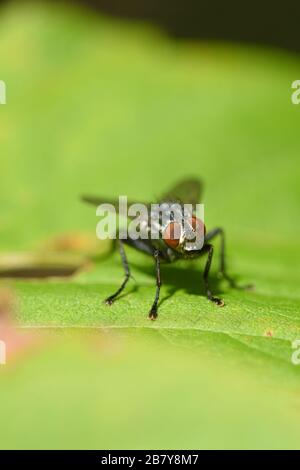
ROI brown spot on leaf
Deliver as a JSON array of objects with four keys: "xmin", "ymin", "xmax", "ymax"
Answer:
[
  {"xmin": 45, "ymin": 232, "xmax": 111, "ymax": 257},
  {"xmin": 264, "ymin": 330, "xmax": 273, "ymax": 337}
]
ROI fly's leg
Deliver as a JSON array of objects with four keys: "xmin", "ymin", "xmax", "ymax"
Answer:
[
  {"xmin": 105, "ymin": 240, "xmax": 131, "ymax": 305},
  {"xmin": 205, "ymin": 227, "xmax": 253, "ymax": 290},
  {"xmin": 149, "ymin": 250, "xmax": 161, "ymax": 320},
  {"xmin": 203, "ymin": 244, "xmax": 224, "ymax": 306}
]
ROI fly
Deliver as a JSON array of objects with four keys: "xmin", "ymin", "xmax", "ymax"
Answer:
[{"xmin": 82, "ymin": 178, "xmax": 251, "ymax": 320}]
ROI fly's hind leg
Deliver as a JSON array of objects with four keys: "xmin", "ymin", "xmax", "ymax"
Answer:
[
  {"xmin": 205, "ymin": 228, "xmax": 253, "ymax": 290},
  {"xmin": 203, "ymin": 244, "xmax": 225, "ymax": 307},
  {"xmin": 105, "ymin": 240, "xmax": 131, "ymax": 305},
  {"xmin": 149, "ymin": 250, "xmax": 161, "ymax": 321}
]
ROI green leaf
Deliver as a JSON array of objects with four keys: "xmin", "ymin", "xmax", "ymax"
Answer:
[{"xmin": 0, "ymin": 1, "xmax": 300, "ymax": 449}]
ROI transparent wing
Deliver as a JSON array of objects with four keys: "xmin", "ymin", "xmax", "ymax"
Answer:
[
  {"xmin": 158, "ymin": 178, "xmax": 203, "ymax": 204},
  {"xmin": 82, "ymin": 178, "xmax": 203, "ymax": 210},
  {"xmin": 81, "ymin": 195, "xmax": 149, "ymax": 213},
  {"xmin": 81, "ymin": 195, "xmax": 120, "ymax": 208}
]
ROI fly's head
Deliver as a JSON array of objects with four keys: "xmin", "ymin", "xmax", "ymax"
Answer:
[{"xmin": 162, "ymin": 216, "xmax": 206, "ymax": 256}]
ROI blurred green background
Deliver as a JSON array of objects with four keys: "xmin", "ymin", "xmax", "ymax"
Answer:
[{"xmin": 0, "ymin": 0, "xmax": 300, "ymax": 449}]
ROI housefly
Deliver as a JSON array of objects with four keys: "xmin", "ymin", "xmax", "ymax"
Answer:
[{"xmin": 82, "ymin": 178, "xmax": 251, "ymax": 320}]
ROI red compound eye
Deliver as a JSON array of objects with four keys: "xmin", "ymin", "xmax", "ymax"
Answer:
[{"xmin": 163, "ymin": 222, "xmax": 182, "ymax": 249}]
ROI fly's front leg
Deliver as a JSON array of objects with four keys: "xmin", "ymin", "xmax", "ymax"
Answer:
[
  {"xmin": 105, "ymin": 240, "xmax": 130, "ymax": 305},
  {"xmin": 149, "ymin": 249, "xmax": 161, "ymax": 321},
  {"xmin": 205, "ymin": 227, "xmax": 252, "ymax": 290},
  {"xmin": 203, "ymin": 244, "xmax": 224, "ymax": 306}
]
